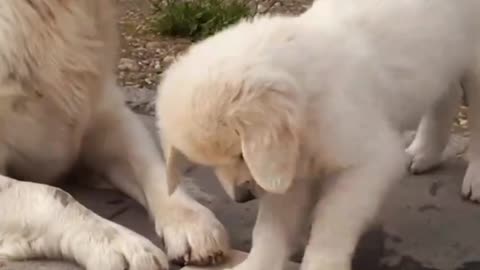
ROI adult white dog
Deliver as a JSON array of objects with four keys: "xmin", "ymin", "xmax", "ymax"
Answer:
[
  {"xmin": 0, "ymin": 1, "xmax": 229, "ymax": 269},
  {"xmin": 157, "ymin": 0, "xmax": 480, "ymax": 269}
]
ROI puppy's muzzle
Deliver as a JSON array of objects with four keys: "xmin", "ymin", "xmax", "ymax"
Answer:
[{"xmin": 234, "ymin": 181, "xmax": 256, "ymax": 203}]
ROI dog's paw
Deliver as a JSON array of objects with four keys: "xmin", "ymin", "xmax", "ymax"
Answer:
[
  {"xmin": 155, "ymin": 202, "xmax": 229, "ymax": 266},
  {"xmin": 406, "ymin": 142, "xmax": 442, "ymax": 174},
  {"xmin": 85, "ymin": 224, "xmax": 168, "ymax": 270},
  {"xmin": 462, "ymin": 162, "xmax": 480, "ymax": 202}
]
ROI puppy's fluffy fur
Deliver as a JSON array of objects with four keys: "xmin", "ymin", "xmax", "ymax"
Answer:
[
  {"xmin": 0, "ymin": 1, "xmax": 229, "ymax": 269},
  {"xmin": 157, "ymin": 1, "xmax": 480, "ymax": 269}
]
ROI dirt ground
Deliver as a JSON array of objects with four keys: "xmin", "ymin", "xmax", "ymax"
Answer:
[
  {"xmin": 115, "ymin": 0, "xmax": 314, "ymax": 113},
  {"xmin": 116, "ymin": 0, "xmax": 312, "ymax": 88}
]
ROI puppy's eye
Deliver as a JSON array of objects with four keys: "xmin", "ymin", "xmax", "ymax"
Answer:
[{"xmin": 239, "ymin": 154, "xmax": 244, "ymax": 161}]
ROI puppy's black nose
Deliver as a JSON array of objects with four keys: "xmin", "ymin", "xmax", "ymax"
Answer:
[{"xmin": 234, "ymin": 181, "xmax": 256, "ymax": 203}]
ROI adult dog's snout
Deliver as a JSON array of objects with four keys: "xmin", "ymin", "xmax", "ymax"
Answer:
[{"xmin": 233, "ymin": 181, "xmax": 256, "ymax": 203}]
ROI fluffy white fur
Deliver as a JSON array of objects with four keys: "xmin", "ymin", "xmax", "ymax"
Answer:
[
  {"xmin": 0, "ymin": 1, "xmax": 230, "ymax": 269},
  {"xmin": 157, "ymin": 0, "xmax": 480, "ymax": 269}
]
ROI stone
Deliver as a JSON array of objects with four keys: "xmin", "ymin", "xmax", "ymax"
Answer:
[
  {"xmin": 257, "ymin": 3, "xmax": 267, "ymax": 13},
  {"xmin": 118, "ymin": 57, "xmax": 140, "ymax": 72},
  {"xmin": 146, "ymin": 41, "xmax": 162, "ymax": 50},
  {"xmin": 163, "ymin": 55, "xmax": 176, "ymax": 64}
]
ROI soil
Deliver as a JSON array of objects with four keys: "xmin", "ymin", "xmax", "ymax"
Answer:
[{"xmin": 116, "ymin": 0, "xmax": 314, "ymax": 114}]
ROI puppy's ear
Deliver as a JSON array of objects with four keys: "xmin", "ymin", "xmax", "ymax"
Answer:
[
  {"xmin": 233, "ymin": 78, "xmax": 301, "ymax": 194},
  {"xmin": 163, "ymin": 141, "xmax": 184, "ymax": 195},
  {"xmin": 241, "ymin": 123, "xmax": 298, "ymax": 194}
]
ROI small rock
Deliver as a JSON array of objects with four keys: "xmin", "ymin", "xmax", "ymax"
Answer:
[
  {"xmin": 153, "ymin": 61, "xmax": 162, "ymax": 71},
  {"xmin": 130, "ymin": 73, "xmax": 147, "ymax": 81},
  {"xmin": 144, "ymin": 78, "xmax": 153, "ymax": 85},
  {"xmin": 146, "ymin": 41, "xmax": 162, "ymax": 50},
  {"xmin": 118, "ymin": 58, "xmax": 139, "ymax": 72},
  {"xmin": 257, "ymin": 3, "xmax": 267, "ymax": 13},
  {"xmin": 134, "ymin": 47, "xmax": 147, "ymax": 53},
  {"xmin": 163, "ymin": 55, "xmax": 176, "ymax": 64}
]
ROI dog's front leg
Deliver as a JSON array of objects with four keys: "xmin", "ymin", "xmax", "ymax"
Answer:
[
  {"xmin": 300, "ymin": 148, "xmax": 407, "ymax": 270},
  {"xmin": 82, "ymin": 92, "xmax": 229, "ymax": 266},
  {"xmin": 462, "ymin": 71, "xmax": 480, "ymax": 201},
  {"xmin": 227, "ymin": 180, "xmax": 312, "ymax": 270},
  {"xmin": 0, "ymin": 175, "xmax": 168, "ymax": 270},
  {"xmin": 406, "ymin": 83, "xmax": 461, "ymax": 173}
]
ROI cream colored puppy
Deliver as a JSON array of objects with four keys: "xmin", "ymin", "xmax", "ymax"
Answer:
[
  {"xmin": 157, "ymin": 0, "xmax": 480, "ymax": 270},
  {"xmin": 0, "ymin": 1, "xmax": 229, "ymax": 269}
]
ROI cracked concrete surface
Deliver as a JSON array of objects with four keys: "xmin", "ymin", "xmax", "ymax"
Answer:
[{"xmin": 1, "ymin": 115, "xmax": 479, "ymax": 270}]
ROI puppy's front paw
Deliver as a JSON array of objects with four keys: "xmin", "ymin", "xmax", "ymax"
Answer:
[
  {"xmin": 155, "ymin": 202, "xmax": 229, "ymax": 266},
  {"xmin": 406, "ymin": 142, "xmax": 442, "ymax": 174},
  {"xmin": 85, "ymin": 223, "xmax": 168, "ymax": 270},
  {"xmin": 462, "ymin": 162, "xmax": 480, "ymax": 202}
]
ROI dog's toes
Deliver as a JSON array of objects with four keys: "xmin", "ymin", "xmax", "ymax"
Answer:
[
  {"xmin": 84, "ymin": 224, "xmax": 168, "ymax": 270},
  {"xmin": 405, "ymin": 146, "xmax": 442, "ymax": 174},
  {"xmin": 156, "ymin": 204, "xmax": 230, "ymax": 266},
  {"xmin": 408, "ymin": 156, "xmax": 441, "ymax": 174},
  {"xmin": 461, "ymin": 163, "xmax": 480, "ymax": 203}
]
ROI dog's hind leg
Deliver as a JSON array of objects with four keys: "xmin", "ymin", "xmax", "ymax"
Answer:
[
  {"xmin": 81, "ymin": 84, "xmax": 229, "ymax": 266},
  {"xmin": 0, "ymin": 175, "xmax": 168, "ymax": 270},
  {"xmin": 406, "ymin": 83, "xmax": 461, "ymax": 173}
]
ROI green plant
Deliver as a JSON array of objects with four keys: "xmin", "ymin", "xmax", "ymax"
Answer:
[{"xmin": 150, "ymin": 0, "xmax": 252, "ymax": 40}]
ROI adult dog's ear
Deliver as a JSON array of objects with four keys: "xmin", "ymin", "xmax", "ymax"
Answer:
[{"xmin": 235, "ymin": 79, "xmax": 301, "ymax": 194}]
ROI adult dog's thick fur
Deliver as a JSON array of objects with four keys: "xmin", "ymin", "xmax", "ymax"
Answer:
[
  {"xmin": 0, "ymin": 1, "xmax": 230, "ymax": 269},
  {"xmin": 157, "ymin": 1, "xmax": 480, "ymax": 270}
]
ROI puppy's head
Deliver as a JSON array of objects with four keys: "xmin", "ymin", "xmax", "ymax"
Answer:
[{"xmin": 156, "ymin": 21, "xmax": 303, "ymax": 201}]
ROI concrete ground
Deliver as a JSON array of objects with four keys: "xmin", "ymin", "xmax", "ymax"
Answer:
[{"xmin": 1, "ymin": 115, "xmax": 480, "ymax": 270}]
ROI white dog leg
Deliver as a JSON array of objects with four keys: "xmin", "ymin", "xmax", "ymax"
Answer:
[
  {"xmin": 82, "ymin": 93, "xmax": 229, "ymax": 266},
  {"xmin": 462, "ymin": 66, "xmax": 480, "ymax": 201},
  {"xmin": 406, "ymin": 83, "xmax": 461, "ymax": 173},
  {"xmin": 301, "ymin": 143, "xmax": 407, "ymax": 270},
  {"xmin": 0, "ymin": 175, "xmax": 168, "ymax": 270},
  {"xmin": 227, "ymin": 181, "xmax": 312, "ymax": 270}
]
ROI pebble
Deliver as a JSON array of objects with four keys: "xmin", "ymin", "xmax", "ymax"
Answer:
[
  {"xmin": 163, "ymin": 55, "xmax": 176, "ymax": 64},
  {"xmin": 118, "ymin": 58, "xmax": 140, "ymax": 72},
  {"xmin": 146, "ymin": 41, "xmax": 162, "ymax": 50}
]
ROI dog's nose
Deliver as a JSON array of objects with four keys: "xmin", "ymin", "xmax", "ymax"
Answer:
[{"xmin": 234, "ymin": 181, "xmax": 256, "ymax": 203}]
